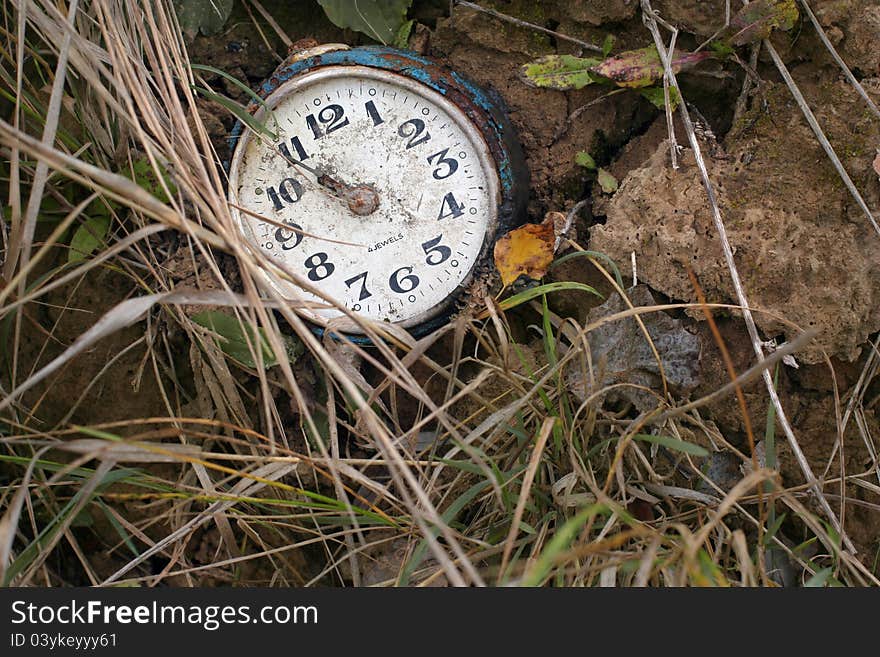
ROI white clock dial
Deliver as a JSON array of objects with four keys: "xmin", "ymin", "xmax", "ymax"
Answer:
[{"xmin": 228, "ymin": 65, "xmax": 501, "ymax": 333}]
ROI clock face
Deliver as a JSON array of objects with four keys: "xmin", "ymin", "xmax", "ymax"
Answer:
[{"xmin": 228, "ymin": 65, "xmax": 501, "ymax": 333}]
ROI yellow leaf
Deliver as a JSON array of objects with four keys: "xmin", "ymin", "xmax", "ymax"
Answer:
[{"xmin": 493, "ymin": 221, "xmax": 555, "ymax": 286}]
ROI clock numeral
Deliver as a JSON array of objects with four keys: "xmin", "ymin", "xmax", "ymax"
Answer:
[
  {"xmin": 278, "ymin": 136, "xmax": 309, "ymax": 163},
  {"xmin": 389, "ymin": 266, "xmax": 420, "ymax": 294},
  {"xmin": 427, "ymin": 148, "xmax": 459, "ymax": 179},
  {"xmin": 305, "ymin": 252, "xmax": 335, "ymax": 281},
  {"xmin": 306, "ymin": 104, "xmax": 349, "ymax": 139},
  {"xmin": 266, "ymin": 177, "xmax": 303, "ymax": 211},
  {"xmin": 365, "ymin": 100, "xmax": 384, "ymax": 126},
  {"xmin": 398, "ymin": 118, "xmax": 431, "ymax": 149},
  {"xmin": 422, "ymin": 235, "xmax": 452, "ymax": 265},
  {"xmin": 437, "ymin": 192, "xmax": 465, "ymax": 221},
  {"xmin": 344, "ymin": 271, "xmax": 372, "ymax": 301},
  {"xmin": 275, "ymin": 220, "xmax": 303, "ymax": 250}
]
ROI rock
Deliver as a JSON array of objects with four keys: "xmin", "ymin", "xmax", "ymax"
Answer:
[
  {"xmin": 589, "ymin": 78, "xmax": 880, "ymax": 364},
  {"xmin": 698, "ymin": 450, "xmax": 743, "ymax": 494},
  {"xmin": 568, "ymin": 285, "xmax": 702, "ymax": 411}
]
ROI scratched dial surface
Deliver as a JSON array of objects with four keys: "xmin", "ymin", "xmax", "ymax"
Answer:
[{"xmin": 229, "ymin": 65, "xmax": 500, "ymax": 332}]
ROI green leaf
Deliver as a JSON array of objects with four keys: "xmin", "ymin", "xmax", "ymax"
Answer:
[
  {"xmin": 172, "ymin": 0, "xmax": 233, "ymax": 37},
  {"xmin": 127, "ymin": 157, "xmax": 176, "ymax": 204},
  {"xmin": 68, "ymin": 214, "xmax": 111, "ymax": 263},
  {"xmin": 696, "ymin": 547, "xmax": 729, "ymax": 586},
  {"xmin": 804, "ymin": 567, "xmax": 834, "ymax": 587},
  {"xmin": 192, "ymin": 311, "xmax": 300, "ymax": 369},
  {"xmin": 393, "ymin": 19, "xmax": 414, "ymax": 48},
  {"xmin": 633, "ymin": 434, "xmax": 709, "ymax": 457},
  {"xmin": 640, "ymin": 85, "xmax": 681, "ymax": 110},
  {"xmin": 597, "ymin": 168, "xmax": 618, "ymax": 194},
  {"xmin": 575, "ymin": 151, "xmax": 596, "ymax": 170},
  {"xmin": 709, "ymin": 40, "xmax": 736, "ymax": 58},
  {"xmin": 601, "ymin": 34, "xmax": 616, "ymax": 57},
  {"xmin": 519, "ymin": 55, "xmax": 602, "ymax": 91},
  {"xmin": 317, "ymin": 0, "xmax": 413, "ymax": 45}
]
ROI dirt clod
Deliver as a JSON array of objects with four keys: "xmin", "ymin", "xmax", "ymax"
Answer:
[{"xmin": 590, "ymin": 78, "xmax": 880, "ymax": 364}]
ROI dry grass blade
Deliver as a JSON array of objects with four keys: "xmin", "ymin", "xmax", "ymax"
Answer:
[
  {"xmin": 4, "ymin": 0, "xmax": 79, "ymax": 282},
  {"xmin": 763, "ymin": 41, "xmax": 880, "ymax": 238},
  {"xmin": 0, "ymin": 289, "xmax": 293, "ymax": 413},
  {"xmin": 498, "ymin": 416, "xmax": 555, "ymax": 581}
]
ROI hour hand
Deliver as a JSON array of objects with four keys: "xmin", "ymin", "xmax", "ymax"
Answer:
[{"xmin": 275, "ymin": 147, "xmax": 379, "ymax": 216}]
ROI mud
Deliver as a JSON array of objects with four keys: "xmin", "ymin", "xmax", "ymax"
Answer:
[{"xmin": 432, "ymin": 1, "xmax": 656, "ymax": 213}]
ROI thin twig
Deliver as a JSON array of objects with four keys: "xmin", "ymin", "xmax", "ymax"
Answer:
[
  {"xmin": 552, "ymin": 89, "xmax": 627, "ymax": 145},
  {"xmin": 454, "ymin": 1, "xmax": 602, "ymax": 53},
  {"xmin": 241, "ymin": 0, "xmax": 286, "ymax": 62},
  {"xmin": 731, "ymin": 43, "xmax": 760, "ymax": 129},
  {"xmin": 650, "ymin": 332, "xmax": 816, "ymax": 424},
  {"xmin": 557, "ymin": 199, "xmax": 589, "ymax": 251},
  {"xmin": 764, "ymin": 41, "xmax": 880, "ymax": 239},
  {"xmin": 798, "ymin": 0, "xmax": 880, "ymax": 121}
]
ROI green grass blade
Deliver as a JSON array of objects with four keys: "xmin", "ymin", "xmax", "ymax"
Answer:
[
  {"xmin": 550, "ymin": 250, "xmax": 625, "ymax": 289},
  {"xmin": 499, "ymin": 282, "xmax": 602, "ymax": 312},
  {"xmin": 522, "ymin": 503, "xmax": 606, "ymax": 586},
  {"xmin": 399, "ymin": 479, "xmax": 491, "ymax": 586},
  {"xmin": 190, "ymin": 64, "xmax": 267, "ymax": 108},
  {"xmin": 634, "ymin": 433, "xmax": 709, "ymax": 457},
  {"xmin": 192, "ymin": 86, "xmax": 277, "ymax": 139}
]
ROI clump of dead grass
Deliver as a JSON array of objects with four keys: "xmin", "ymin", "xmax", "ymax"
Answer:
[{"xmin": 0, "ymin": 0, "xmax": 877, "ymax": 588}]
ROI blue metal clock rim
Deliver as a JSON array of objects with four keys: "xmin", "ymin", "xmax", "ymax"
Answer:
[{"xmin": 226, "ymin": 46, "xmax": 529, "ymax": 345}]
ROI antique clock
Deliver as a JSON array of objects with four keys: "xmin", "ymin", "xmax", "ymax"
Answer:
[{"xmin": 227, "ymin": 45, "xmax": 528, "ymax": 337}]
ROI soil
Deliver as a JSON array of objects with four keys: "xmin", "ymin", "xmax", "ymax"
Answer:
[{"xmin": 11, "ymin": 0, "xmax": 880, "ymax": 581}]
